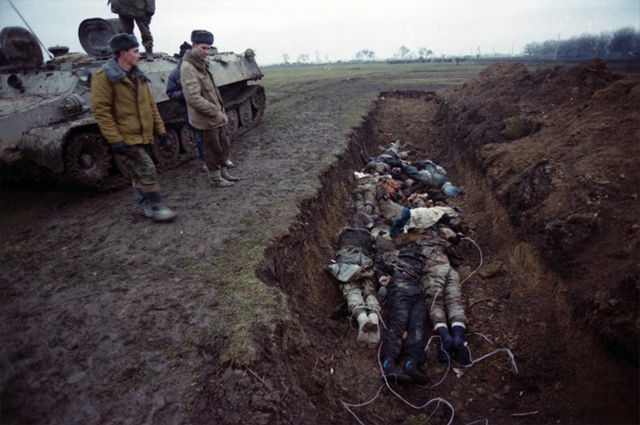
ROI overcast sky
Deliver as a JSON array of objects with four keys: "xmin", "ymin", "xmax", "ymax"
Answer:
[{"xmin": 1, "ymin": 0, "xmax": 638, "ymax": 64}]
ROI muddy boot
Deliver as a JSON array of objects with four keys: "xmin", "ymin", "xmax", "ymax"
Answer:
[
  {"xmin": 225, "ymin": 159, "xmax": 235, "ymax": 169},
  {"xmin": 382, "ymin": 357, "xmax": 412, "ymax": 385},
  {"xmin": 436, "ymin": 325, "xmax": 454, "ymax": 364},
  {"xmin": 209, "ymin": 169, "xmax": 234, "ymax": 187},
  {"xmin": 200, "ymin": 163, "xmax": 208, "ymax": 173},
  {"xmin": 364, "ymin": 312, "xmax": 380, "ymax": 348},
  {"xmin": 146, "ymin": 191, "xmax": 177, "ymax": 222},
  {"xmin": 145, "ymin": 48, "xmax": 154, "ymax": 61},
  {"xmin": 221, "ymin": 167, "xmax": 240, "ymax": 182},
  {"xmin": 452, "ymin": 324, "xmax": 471, "ymax": 365},
  {"xmin": 134, "ymin": 188, "xmax": 153, "ymax": 218},
  {"xmin": 404, "ymin": 358, "xmax": 430, "ymax": 385},
  {"xmin": 356, "ymin": 310, "xmax": 371, "ymax": 347}
]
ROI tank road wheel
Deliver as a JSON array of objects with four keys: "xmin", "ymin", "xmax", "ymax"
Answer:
[
  {"xmin": 238, "ymin": 101, "xmax": 252, "ymax": 130},
  {"xmin": 179, "ymin": 124, "xmax": 199, "ymax": 160},
  {"xmin": 151, "ymin": 128, "xmax": 180, "ymax": 172},
  {"xmin": 250, "ymin": 86, "xmax": 266, "ymax": 124},
  {"xmin": 64, "ymin": 133, "xmax": 127, "ymax": 190},
  {"xmin": 226, "ymin": 109, "xmax": 239, "ymax": 139}
]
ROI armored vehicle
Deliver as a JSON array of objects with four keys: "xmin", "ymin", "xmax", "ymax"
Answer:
[{"xmin": 0, "ymin": 18, "xmax": 265, "ymax": 190}]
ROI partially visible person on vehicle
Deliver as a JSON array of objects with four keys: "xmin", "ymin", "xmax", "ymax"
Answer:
[
  {"xmin": 91, "ymin": 33, "xmax": 176, "ymax": 222},
  {"xmin": 108, "ymin": 0, "xmax": 156, "ymax": 58}
]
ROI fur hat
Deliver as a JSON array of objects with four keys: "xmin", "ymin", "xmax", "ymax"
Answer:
[
  {"xmin": 190, "ymin": 30, "xmax": 214, "ymax": 45},
  {"xmin": 108, "ymin": 33, "xmax": 139, "ymax": 55}
]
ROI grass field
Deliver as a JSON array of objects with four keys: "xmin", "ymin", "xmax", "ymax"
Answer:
[{"xmin": 262, "ymin": 61, "xmax": 485, "ymax": 129}]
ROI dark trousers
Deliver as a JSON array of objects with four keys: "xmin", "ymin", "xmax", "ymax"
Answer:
[
  {"xmin": 193, "ymin": 129, "xmax": 205, "ymax": 163},
  {"xmin": 119, "ymin": 15, "xmax": 153, "ymax": 52},
  {"xmin": 383, "ymin": 291, "xmax": 427, "ymax": 364},
  {"xmin": 202, "ymin": 127, "xmax": 230, "ymax": 171}
]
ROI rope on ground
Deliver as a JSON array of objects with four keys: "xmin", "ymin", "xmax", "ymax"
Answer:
[
  {"xmin": 461, "ymin": 236, "xmax": 483, "ymax": 284},
  {"xmin": 465, "ymin": 332, "xmax": 519, "ymax": 375},
  {"xmin": 340, "ymin": 336, "xmax": 455, "ymax": 425},
  {"xmin": 465, "ymin": 419, "xmax": 489, "ymax": 425},
  {"xmin": 424, "ymin": 335, "xmax": 451, "ymax": 388}
]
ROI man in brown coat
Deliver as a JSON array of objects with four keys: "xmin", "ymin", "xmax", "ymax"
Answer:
[
  {"xmin": 91, "ymin": 33, "xmax": 176, "ymax": 221},
  {"xmin": 180, "ymin": 30, "xmax": 239, "ymax": 187}
]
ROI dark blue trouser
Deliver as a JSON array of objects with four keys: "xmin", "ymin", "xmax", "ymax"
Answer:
[
  {"xmin": 193, "ymin": 129, "xmax": 205, "ymax": 163},
  {"xmin": 383, "ymin": 290, "xmax": 427, "ymax": 364}
]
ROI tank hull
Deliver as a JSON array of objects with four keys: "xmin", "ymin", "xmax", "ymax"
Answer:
[{"xmin": 0, "ymin": 21, "xmax": 265, "ymax": 190}]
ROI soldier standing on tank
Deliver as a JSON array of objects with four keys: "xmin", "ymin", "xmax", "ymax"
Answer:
[
  {"xmin": 91, "ymin": 33, "xmax": 177, "ymax": 222},
  {"xmin": 108, "ymin": 0, "xmax": 155, "ymax": 57},
  {"xmin": 181, "ymin": 29, "xmax": 240, "ymax": 187}
]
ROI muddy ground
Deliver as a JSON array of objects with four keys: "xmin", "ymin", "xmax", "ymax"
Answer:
[{"xmin": 1, "ymin": 60, "xmax": 638, "ymax": 424}]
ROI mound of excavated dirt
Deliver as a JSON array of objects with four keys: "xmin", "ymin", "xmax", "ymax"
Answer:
[{"xmin": 436, "ymin": 60, "xmax": 640, "ymax": 368}]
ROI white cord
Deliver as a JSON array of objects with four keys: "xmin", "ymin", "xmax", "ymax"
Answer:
[{"xmin": 461, "ymin": 236, "xmax": 483, "ymax": 284}]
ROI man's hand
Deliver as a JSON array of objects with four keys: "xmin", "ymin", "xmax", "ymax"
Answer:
[
  {"xmin": 144, "ymin": 11, "xmax": 154, "ymax": 18},
  {"xmin": 157, "ymin": 133, "xmax": 168, "ymax": 147},
  {"xmin": 222, "ymin": 114, "xmax": 229, "ymax": 125},
  {"xmin": 379, "ymin": 275, "xmax": 390, "ymax": 287},
  {"xmin": 110, "ymin": 141, "xmax": 127, "ymax": 155}
]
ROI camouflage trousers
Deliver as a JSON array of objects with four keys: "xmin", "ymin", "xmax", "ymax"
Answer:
[
  {"xmin": 119, "ymin": 15, "xmax": 153, "ymax": 52},
  {"xmin": 354, "ymin": 181, "xmax": 377, "ymax": 216},
  {"xmin": 341, "ymin": 277, "xmax": 380, "ymax": 315},
  {"xmin": 421, "ymin": 263, "xmax": 466, "ymax": 327},
  {"xmin": 126, "ymin": 144, "xmax": 158, "ymax": 192}
]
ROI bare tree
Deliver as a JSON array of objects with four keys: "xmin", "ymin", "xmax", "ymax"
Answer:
[
  {"xmin": 395, "ymin": 45, "xmax": 411, "ymax": 60},
  {"xmin": 355, "ymin": 49, "xmax": 375, "ymax": 61},
  {"xmin": 610, "ymin": 27, "xmax": 640, "ymax": 56},
  {"xmin": 418, "ymin": 47, "xmax": 433, "ymax": 60},
  {"xmin": 282, "ymin": 53, "xmax": 290, "ymax": 65},
  {"xmin": 315, "ymin": 51, "xmax": 323, "ymax": 63},
  {"xmin": 296, "ymin": 53, "xmax": 309, "ymax": 64}
]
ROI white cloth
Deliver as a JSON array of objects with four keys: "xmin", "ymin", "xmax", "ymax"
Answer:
[{"xmin": 406, "ymin": 206, "xmax": 460, "ymax": 230}]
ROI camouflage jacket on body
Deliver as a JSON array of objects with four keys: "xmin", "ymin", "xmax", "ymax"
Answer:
[
  {"xmin": 109, "ymin": 0, "xmax": 155, "ymax": 18},
  {"xmin": 180, "ymin": 50, "xmax": 227, "ymax": 130},
  {"xmin": 91, "ymin": 58, "xmax": 165, "ymax": 145},
  {"xmin": 394, "ymin": 227, "xmax": 452, "ymax": 267}
]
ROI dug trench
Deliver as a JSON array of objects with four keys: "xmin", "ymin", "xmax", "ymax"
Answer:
[{"xmin": 191, "ymin": 62, "xmax": 639, "ymax": 424}]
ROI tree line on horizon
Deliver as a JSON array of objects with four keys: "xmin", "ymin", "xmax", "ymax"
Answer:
[
  {"xmin": 523, "ymin": 27, "xmax": 640, "ymax": 59},
  {"xmin": 271, "ymin": 26, "xmax": 639, "ymax": 67}
]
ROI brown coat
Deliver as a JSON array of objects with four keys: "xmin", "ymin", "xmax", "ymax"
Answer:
[
  {"xmin": 180, "ymin": 50, "xmax": 227, "ymax": 130},
  {"xmin": 91, "ymin": 58, "xmax": 165, "ymax": 145}
]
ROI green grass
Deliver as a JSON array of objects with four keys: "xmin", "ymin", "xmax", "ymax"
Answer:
[{"xmin": 262, "ymin": 62, "xmax": 484, "ymax": 130}]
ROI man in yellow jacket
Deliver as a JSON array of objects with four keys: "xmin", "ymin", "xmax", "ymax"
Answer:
[
  {"xmin": 91, "ymin": 33, "xmax": 176, "ymax": 221},
  {"xmin": 180, "ymin": 29, "xmax": 240, "ymax": 187}
]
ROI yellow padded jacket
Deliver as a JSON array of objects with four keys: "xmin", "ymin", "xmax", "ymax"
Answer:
[{"xmin": 91, "ymin": 58, "xmax": 165, "ymax": 146}]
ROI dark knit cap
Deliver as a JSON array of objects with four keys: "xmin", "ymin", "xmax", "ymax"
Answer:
[
  {"xmin": 179, "ymin": 41, "xmax": 192, "ymax": 57},
  {"xmin": 190, "ymin": 30, "xmax": 214, "ymax": 45},
  {"xmin": 108, "ymin": 33, "xmax": 139, "ymax": 55}
]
